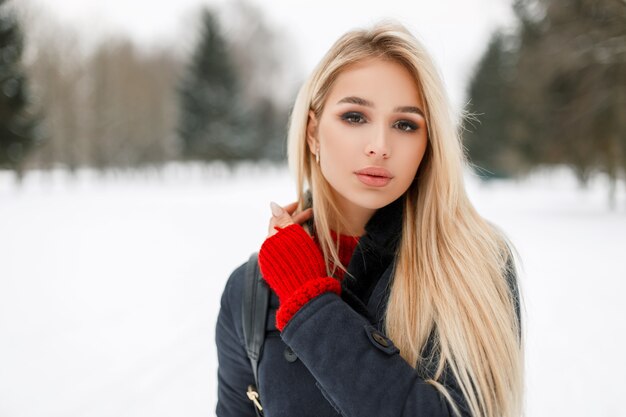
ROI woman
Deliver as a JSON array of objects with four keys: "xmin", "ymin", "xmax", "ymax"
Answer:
[{"xmin": 216, "ymin": 21, "xmax": 523, "ymax": 417}]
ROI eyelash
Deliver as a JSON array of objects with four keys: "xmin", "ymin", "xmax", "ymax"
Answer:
[{"xmin": 340, "ymin": 112, "xmax": 419, "ymax": 133}]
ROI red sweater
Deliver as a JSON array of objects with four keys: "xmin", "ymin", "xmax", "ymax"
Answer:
[
  {"xmin": 312, "ymin": 229, "xmax": 360, "ymax": 281},
  {"xmin": 258, "ymin": 224, "xmax": 360, "ymax": 331}
]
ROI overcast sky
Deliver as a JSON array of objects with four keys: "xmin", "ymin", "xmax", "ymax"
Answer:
[{"xmin": 24, "ymin": 0, "xmax": 517, "ymax": 113}]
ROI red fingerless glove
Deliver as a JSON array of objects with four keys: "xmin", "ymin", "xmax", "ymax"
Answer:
[{"xmin": 258, "ymin": 223, "xmax": 341, "ymax": 331}]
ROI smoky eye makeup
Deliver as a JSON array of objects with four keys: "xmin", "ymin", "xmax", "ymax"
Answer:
[
  {"xmin": 338, "ymin": 109, "xmax": 421, "ymax": 133},
  {"xmin": 394, "ymin": 120, "xmax": 419, "ymax": 132},
  {"xmin": 340, "ymin": 111, "xmax": 367, "ymax": 124}
]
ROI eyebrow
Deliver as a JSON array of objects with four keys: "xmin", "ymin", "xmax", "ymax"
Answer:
[{"xmin": 336, "ymin": 96, "xmax": 425, "ymax": 118}]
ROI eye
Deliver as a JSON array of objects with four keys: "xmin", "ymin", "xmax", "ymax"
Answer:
[
  {"xmin": 340, "ymin": 112, "xmax": 366, "ymax": 125},
  {"xmin": 394, "ymin": 120, "xmax": 419, "ymax": 132}
]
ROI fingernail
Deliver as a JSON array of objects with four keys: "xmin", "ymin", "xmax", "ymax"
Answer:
[{"xmin": 270, "ymin": 201, "xmax": 284, "ymax": 217}]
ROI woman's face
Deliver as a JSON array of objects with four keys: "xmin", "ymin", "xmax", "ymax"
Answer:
[{"xmin": 307, "ymin": 58, "xmax": 429, "ymax": 222}]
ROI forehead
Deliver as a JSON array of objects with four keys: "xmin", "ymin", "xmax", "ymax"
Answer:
[{"xmin": 326, "ymin": 58, "xmax": 424, "ymax": 108}]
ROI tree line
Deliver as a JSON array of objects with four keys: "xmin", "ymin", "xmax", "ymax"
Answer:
[
  {"xmin": 2, "ymin": 0, "xmax": 624, "ymax": 204},
  {"xmin": 0, "ymin": 0, "xmax": 295, "ymax": 179},
  {"xmin": 465, "ymin": 0, "xmax": 625, "ymax": 204}
]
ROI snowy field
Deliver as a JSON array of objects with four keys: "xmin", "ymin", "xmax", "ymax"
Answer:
[{"xmin": 1, "ymin": 162, "xmax": 625, "ymax": 417}]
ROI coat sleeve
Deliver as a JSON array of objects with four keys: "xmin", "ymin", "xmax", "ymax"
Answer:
[
  {"xmin": 279, "ymin": 258, "xmax": 523, "ymax": 417},
  {"xmin": 215, "ymin": 263, "xmax": 258, "ymax": 417},
  {"xmin": 279, "ymin": 292, "xmax": 453, "ymax": 417}
]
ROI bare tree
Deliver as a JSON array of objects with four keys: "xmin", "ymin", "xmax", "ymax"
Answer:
[{"xmin": 18, "ymin": 1, "xmax": 184, "ymax": 171}]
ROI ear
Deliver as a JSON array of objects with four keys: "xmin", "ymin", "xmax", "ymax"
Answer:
[{"xmin": 306, "ymin": 110, "xmax": 319, "ymax": 154}]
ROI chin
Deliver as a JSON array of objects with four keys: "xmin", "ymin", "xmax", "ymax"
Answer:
[
  {"xmin": 325, "ymin": 175, "xmax": 408, "ymax": 212},
  {"xmin": 343, "ymin": 189, "xmax": 401, "ymax": 210}
]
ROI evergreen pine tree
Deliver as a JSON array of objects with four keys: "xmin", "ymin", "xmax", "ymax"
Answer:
[
  {"xmin": 464, "ymin": 32, "xmax": 520, "ymax": 178},
  {"xmin": 511, "ymin": 0, "xmax": 625, "ymax": 201},
  {"xmin": 177, "ymin": 8, "xmax": 244, "ymax": 162},
  {"xmin": 0, "ymin": 0, "xmax": 37, "ymax": 176},
  {"xmin": 466, "ymin": 0, "xmax": 625, "ymax": 199}
]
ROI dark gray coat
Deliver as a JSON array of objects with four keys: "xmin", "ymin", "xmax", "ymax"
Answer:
[{"xmin": 215, "ymin": 195, "xmax": 520, "ymax": 417}]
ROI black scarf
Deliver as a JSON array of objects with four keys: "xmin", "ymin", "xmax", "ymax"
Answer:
[{"xmin": 303, "ymin": 191, "xmax": 405, "ymax": 324}]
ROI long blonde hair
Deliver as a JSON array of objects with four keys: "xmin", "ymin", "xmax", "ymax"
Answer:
[{"xmin": 286, "ymin": 21, "xmax": 524, "ymax": 417}]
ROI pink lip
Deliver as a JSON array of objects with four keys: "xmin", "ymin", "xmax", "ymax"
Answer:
[
  {"xmin": 354, "ymin": 167, "xmax": 394, "ymax": 187},
  {"xmin": 354, "ymin": 167, "xmax": 394, "ymax": 178}
]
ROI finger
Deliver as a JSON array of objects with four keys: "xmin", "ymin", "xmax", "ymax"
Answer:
[
  {"xmin": 291, "ymin": 208, "xmax": 313, "ymax": 225},
  {"xmin": 269, "ymin": 201, "xmax": 296, "ymax": 229},
  {"xmin": 267, "ymin": 215, "xmax": 287, "ymax": 235},
  {"xmin": 267, "ymin": 216, "xmax": 295, "ymax": 237},
  {"xmin": 267, "ymin": 216, "xmax": 279, "ymax": 236},
  {"xmin": 270, "ymin": 201, "xmax": 300, "ymax": 218},
  {"xmin": 283, "ymin": 201, "xmax": 299, "ymax": 215}
]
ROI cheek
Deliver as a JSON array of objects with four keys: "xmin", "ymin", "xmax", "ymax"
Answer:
[
  {"xmin": 396, "ymin": 141, "xmax": 427, "ymax": 178},
  {"xmin": 319, "ymin": 123, "xmax": 361, "ymax": 157}
]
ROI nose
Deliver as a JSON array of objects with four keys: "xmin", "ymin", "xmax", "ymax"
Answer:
[{"xmin": 364, "ymin": 127, "xmax": 391, "ymax": 159}]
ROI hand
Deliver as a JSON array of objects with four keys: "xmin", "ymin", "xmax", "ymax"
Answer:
[
  {"xmin": 267, "ymin": 201, "xmax": 313, "ymax": 238},
  {"xmin": 259, "ymin": 202, "xmax": 325, "ymax": 303},
  {"xmin": 259, "ymin": 201, "xmax": 341, "ymax": 332}
]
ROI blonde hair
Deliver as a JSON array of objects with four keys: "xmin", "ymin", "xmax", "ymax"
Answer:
[{"xmin": 286, "ymin": 20, "xmax": 524, "ymax": 417}]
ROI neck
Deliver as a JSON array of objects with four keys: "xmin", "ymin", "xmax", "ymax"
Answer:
[{"xmin": 331, "ymin": 193, "xmax": 376, "ymax": 237}]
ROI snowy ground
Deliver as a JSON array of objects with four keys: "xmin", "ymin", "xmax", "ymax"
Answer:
[{"xmin": 1, "ymin": 162, "xmax": 625, "ymax": 417}]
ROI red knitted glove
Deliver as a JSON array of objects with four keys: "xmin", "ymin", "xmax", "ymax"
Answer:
[{"xmin": 258, "ymin": 223, "xmax": 341, "ymax": 331}]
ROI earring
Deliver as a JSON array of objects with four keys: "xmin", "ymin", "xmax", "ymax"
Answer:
[{"xmin": 315, "ymin": 147, "xmax": 320, "ymax": 164}]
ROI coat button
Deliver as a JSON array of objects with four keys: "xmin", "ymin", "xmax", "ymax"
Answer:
[
  {"xmin": 364, "ymin": 324, "xmax": 400, "ymax": 355},
  {"xmin": 372, "ymin": 331, "xmax": 390, "ymax": 347},
  {"xmin": 283, "ymin": 346, "xmax": 298, "ymax": 362}
]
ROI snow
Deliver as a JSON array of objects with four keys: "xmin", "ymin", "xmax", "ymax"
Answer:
[{"xmin": 1, "ymin": 163, "xmax": 624, "ymax": 416}]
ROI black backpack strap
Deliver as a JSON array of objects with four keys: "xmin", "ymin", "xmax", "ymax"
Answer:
[{"xmin": 242, "ymin": 252, "xmax": 270, "ymax": 416}]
